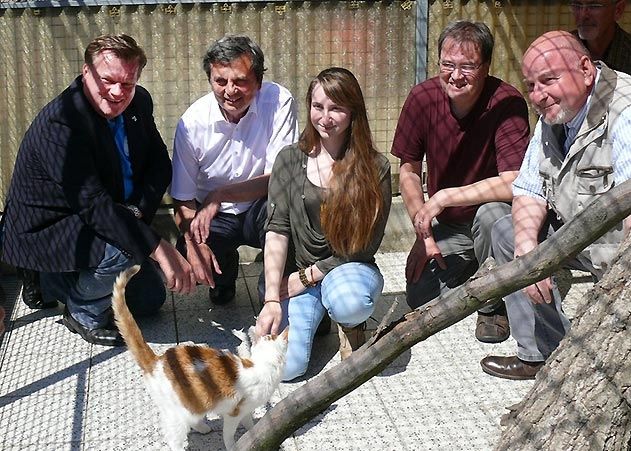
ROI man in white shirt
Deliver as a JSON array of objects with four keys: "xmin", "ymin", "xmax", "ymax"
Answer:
[{"xmin": 171, "ymin": 34, "xmax": 299, "ymax": 305}]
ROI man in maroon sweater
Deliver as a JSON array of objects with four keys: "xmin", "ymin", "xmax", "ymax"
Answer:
[{"xmin": 391, "ymin": 20, "xmax": 530, "ymax": 343}]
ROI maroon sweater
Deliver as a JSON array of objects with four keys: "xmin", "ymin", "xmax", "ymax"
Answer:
[{"xmin": 391, "ymin": 76, "xmax": 530, "ymax": 223}]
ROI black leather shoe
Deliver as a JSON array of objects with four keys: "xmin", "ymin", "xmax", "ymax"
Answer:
[
  {"xmin": 62, "ymin": 308, "xmax": 124, "ymax": 347},
  {"xmin": 475, "ymin": 302, "xmax": 510, "ymax": 344},
  {"xmin": 16, "ymin": 268, "xmax": 57, "ymax": 310},
  {"xmin": 480, "ymin": 355, "xmax": 543, "ymax": 380},
  {"xmin": 208, "ymin": 285, "xmax": 236, "ymax": 305}
]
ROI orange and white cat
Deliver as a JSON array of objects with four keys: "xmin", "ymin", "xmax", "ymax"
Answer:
[{"xmin": 112, "ymin": 265, "xmax": 288, "ymax": 451}]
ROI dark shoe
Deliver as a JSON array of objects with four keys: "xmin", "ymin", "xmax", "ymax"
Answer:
[
  {"xmin": 475, "ymin": 302, "xmax": 510, "ymax": 343},
  {"xmin": 17, "ymin": 268, "xmax": 57, "ymax": 310},
  {"xmin": 208, "ymin": 285, "xmax": 236, "ymax": 305},
  {"xmin": 62, "ymin": 308, "xmax": 124, "ymax": 347},
  {"xmin": 480, "ymin": 355, "xmax": 543, "ymax": 380},
  {"xmin": 315, "ymin": 313, "xmax": 331, "ymax": 337}
]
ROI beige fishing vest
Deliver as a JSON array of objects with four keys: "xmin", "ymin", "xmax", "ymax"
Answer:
[{"xmin": 539, "ymin": 64, "xmax": 631, "ymax": 273}]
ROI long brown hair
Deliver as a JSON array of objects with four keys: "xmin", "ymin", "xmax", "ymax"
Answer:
[{"xmin": 299, "ymin": 67, "xmax": 384, "ymax": 257}]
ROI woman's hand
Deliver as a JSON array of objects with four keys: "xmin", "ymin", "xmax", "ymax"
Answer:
[{"xmin": 256, "ymin": 302, "xmax": 283, "ymax": 336}]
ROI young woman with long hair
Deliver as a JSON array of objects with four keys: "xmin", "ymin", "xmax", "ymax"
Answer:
[{"xmin": 255, "ymin": 67, "xmax": 392, "ymax": 381}]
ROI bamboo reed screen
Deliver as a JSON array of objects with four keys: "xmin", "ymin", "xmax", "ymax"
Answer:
[
  {"xmin": 0, "ymin": 1, "xmax": 416, "ymax": 208},
  {"xmin": 1, "ymin": 0, "xmax": 631, "ymax": 206}
]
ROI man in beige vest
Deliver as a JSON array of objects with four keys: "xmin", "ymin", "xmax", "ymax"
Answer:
[{"xmin": 481, "ymin": 30, "xmax": 631, "ymax": 380}]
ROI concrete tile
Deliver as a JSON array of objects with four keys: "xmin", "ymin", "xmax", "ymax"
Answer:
[
  {"xmin": 0, "ymin": 250, "xmax": 593, "ymax": 451},
  {"xmin": 242, "ymin": 274, "xmax": 263, "ymax": 312},
  {"xmin": 0, "ymin": 393, "xmax": 88, "ymax": 448},
  {"xmin": 153, "ymin": 290, "xmax": 176, "ymax": 312},
  {"xmin": 83, "ymin": 437, "xmax": 165, "ymax": 451},
  {"xmin": 84, "ymin": 389, "xmax": 281, "ymax": 451},
  {"xmin": 4, "ymin": 314, "xmax": 91, "ymax": 356},
  {"xmin": 83, "ymin": 388, "xmax": 165, "ymax": 446},
  {"xmin": 2, "ymin": 445, "xmax": 81, "ymax": 451},
  {"xmin": 375, "ymin": 252, "xmax": 407, "ymax": 294},
  {"xmin": 290, "ymin": 382, "xmax": 406, "ymax": 450},
  {"xmin": 174, "ymin": 306, "xmax": 256, "ymax": 349},
  {"xmin": 173, "ymin": 280, "xmax": 254, "ymax": 311},
  {"xmin": 10, "ymin": 301, "xmax": 64, "ymax": 325},
  {"xmin": 0, "ymin": 345, "xmax": 90, "ymax": 397},
  {"xmin": 118, "ymin": 312, "xmax": 178, "ymax": 345},
  {"xmin": 87, "ymin": 347, "xmax": 151, "ymax": 393},
  {"xmin": 239, "ymin": 259, "xmax": 264, "ymax": 279}
]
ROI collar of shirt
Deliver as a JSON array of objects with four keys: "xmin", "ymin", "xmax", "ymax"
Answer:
[{"xmin": 565, "ymin": 67, "xmax": 601, "ymax": 143}]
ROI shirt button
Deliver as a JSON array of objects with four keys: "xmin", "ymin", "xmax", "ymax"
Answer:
[
  {"xmin": 301, "ymin": 194, "xmax": 305, "ymax": 199},
  {"xmin": 589, "ymin": 185, "xmax": 596, "ymax": 193}
]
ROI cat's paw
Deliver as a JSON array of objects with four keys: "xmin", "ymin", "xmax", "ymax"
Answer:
[{"xmin": 191, "ymin": 420, "xmax": 212, "ymax": 434}]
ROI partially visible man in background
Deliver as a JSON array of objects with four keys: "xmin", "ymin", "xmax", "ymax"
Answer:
[{"xmin": 571, "ymin": 0, "xmax": 631, "ymax": 73}]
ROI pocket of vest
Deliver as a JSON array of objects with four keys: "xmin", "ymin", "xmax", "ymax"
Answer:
[{"xmin": 576, "ymin": 166, "xmax": 613, "ymax": 195}]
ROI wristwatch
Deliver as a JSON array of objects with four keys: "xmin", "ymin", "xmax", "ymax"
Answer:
[{"xmin": 125, "ymin": 204, "xmax": 143, "ymax": 219}]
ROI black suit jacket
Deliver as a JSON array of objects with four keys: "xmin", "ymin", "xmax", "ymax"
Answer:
[{"xmin": 2, "ymin": 76, "xmax": 171, "ymax": 271}]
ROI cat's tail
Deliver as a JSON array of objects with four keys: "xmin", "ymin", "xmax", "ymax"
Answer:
[{"xmin": 112, "ymin": 265, "xmax": 157, "ymax": 373}]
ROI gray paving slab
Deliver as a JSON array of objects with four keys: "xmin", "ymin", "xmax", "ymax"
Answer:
[{"xmin": 0, "ymin": 254, "xmax": 593, "ymax": 450}]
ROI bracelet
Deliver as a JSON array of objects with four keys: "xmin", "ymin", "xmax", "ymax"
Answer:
[
  {"xmin": 263, "ymin": 299, "xmax": 281, "ymax": 304},
  {"xmin": 298, "ymin": 268, "xmax": 316, "ymax": 288},
  {"xmin": 309, "ymin": 265, "xmax": 316, "ymax": 285}
]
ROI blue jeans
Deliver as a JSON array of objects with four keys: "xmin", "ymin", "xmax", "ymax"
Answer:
[
  {"xmin": 40, "ymin": 243, "xmax": 166, "ymax": 329},
  {"xmin": 274, "ymin": 262, "xmax": 384, "ymax": 381}
]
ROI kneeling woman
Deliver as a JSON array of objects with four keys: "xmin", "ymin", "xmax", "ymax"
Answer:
[{"xmin": 255, "ymin": 67, "xmax": 391, "ymax": 381}]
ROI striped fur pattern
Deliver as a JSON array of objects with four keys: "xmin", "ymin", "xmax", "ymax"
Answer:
[{"xmin": 111, "ymin": 265, "xmax": 288, "ymax": 450}]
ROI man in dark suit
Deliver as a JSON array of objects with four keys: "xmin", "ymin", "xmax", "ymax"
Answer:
[{"xmin": 1, "ymin": 34, "xmax": 194, "ymax": 346}]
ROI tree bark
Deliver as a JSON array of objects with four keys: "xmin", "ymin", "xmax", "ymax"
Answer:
[
  {"xmin": 495, "ymin": 235, "xmax": 631, "ymax": 450},
  {"xmin": 234, "ymin": 181, "xmax": 631, "ymax": 451}
]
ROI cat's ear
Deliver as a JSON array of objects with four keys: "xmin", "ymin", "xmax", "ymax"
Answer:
[{"xmin": 280, "ymin": 327, "xmax": 289, "ymax": 341}]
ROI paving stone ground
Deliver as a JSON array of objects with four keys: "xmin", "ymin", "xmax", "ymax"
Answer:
[{"xmin": 0, "ymin": 252, "xmax": 591, "ymax": 450}]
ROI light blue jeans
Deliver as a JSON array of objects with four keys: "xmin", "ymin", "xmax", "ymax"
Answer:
[
  {"xmin": 40, "ymin": 243, "xmax": 166, "ymax": 329},
  {"xmin": 274, "ymin": 262, "xmax": 384, "ymax": 381}
]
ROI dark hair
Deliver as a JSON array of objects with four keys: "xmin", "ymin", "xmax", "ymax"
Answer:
[
  {"xmin": 202, "ymin": 34, "xmax": 266, "ymax": 85},
  {"xmin": 84, "ymin": 34, "xmax": 147, "ymax": 74},
  {"xmin": 300, "ymin": 67, "xmax": 384, "ymax": 257},
  {"xmin": 438, "ymin": 21, "xmax": 494, "ymax": 64}
]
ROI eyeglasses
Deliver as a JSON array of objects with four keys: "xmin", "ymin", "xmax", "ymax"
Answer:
[
  {"xmin": 438, "ymin": 60, "xmax": 483, "ymax": 76},
  {"xmin": 569, "ymin": 2, "xmax": 617, "ymax": 11}
]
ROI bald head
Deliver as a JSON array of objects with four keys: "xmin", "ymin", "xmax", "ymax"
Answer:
[
  {"xmin": 522, "ymin": 30, "xmax": 596, "ymax": 125},
  {"xmin": 524, "ymin": 31, "xmax": 591, "ymax": 64}
]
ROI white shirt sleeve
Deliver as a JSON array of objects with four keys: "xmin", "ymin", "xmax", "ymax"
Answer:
[
  {"xmin": 264, "ymin": 95, "xmax": 299, "ymax": 173},
  {"xmin": 512, "ymin": 120, "xmax": 546, "ymax": 201},
  {"xmin": 170, "ymin": 118, "xmax": 201, "ymax": 202},
  {"xmin": 611, "ymin": 106, "xmax": 631, "ymax": 184}
]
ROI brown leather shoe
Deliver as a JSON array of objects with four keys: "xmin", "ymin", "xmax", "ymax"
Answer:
[
  {"xmin": 338, "ymin": 322, "xmax": 366, "ymax": 360},
  {"xmin": 475, "ymin": 302, "xmax": 510, "ymax": 343},
  {"xmin": 480, "ymin": 355, "xmax": 543, "ymax": 380}
]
